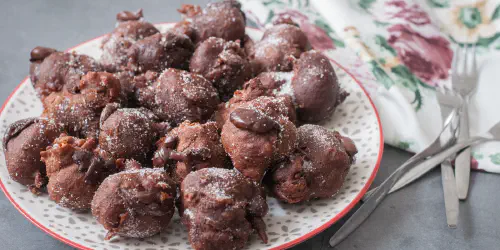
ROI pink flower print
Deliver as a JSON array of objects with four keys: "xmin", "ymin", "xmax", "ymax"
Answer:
[
  {"xmin": 385, "ymin": 0, "xmax": 431, "ymax": 26},
  {"xmin": 387, "ymin": 24, "xmax": 453, "ymax": 86},
  {"xmin": 471, "ymin": 157, "xmax": 479, "ymax": 170}
]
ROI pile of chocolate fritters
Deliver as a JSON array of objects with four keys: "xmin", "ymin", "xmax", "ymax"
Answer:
[{"xmin": 2, "ymin": 1, "xmax": 358, "ymax": 249}]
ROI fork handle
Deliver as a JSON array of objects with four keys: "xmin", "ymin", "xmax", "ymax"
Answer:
[
  {"xmin": 455, "ymin": 103, "xmax": 471, "ymax": 200},
  {"xmin": 441, "ymin": 162, "xmax": 459, "ymax": 228}
]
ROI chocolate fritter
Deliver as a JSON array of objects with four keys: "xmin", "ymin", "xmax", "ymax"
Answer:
[
  {"xmin": 41, "ymin": 72, "xmax": 123, "ymax": 138},
  {"xmin": 100, "ymin": 9, "xmax": 194, "ymax": 74},
  {"xmin": 100, "ymin": 9, "xmax": 160, "ymax": 72},
  {"xmin": 137, "ymin": 69, "xmax": 220, "ymax": 125},
  {"xmin": 180, "ymin": 168, "xmax": 268, "ymax": 250},
  {"xmin": 266, "ymin": 125, "xmax": 357, "ymax": 203},
  {"xmin": 153, "ymin": 121, "xmax": 228, "ymax": 184},
  {"xmin": 190, "ymin": 37, "xmax": 252, "ymax": 101},
  {"xmin": 221, "ymin": 71, "xmax": 294, "ymax": 106},
  {"xmin": 98, "ymin": 105, "xmax": 166, "ymax": 163},
  {"xmin": 127, "ymin": 31, "xmax": 194, "ymax": 73},
  {"xmin": 41, "ymin": 135, "xmax": 113, "ymax": 210},
  {"xmin": 29, "ymin": 47, "xmax": 102, "ymax": 99},
  {"xmin": 3, "ymin": 118, "xmax": 60, "ymax": 192},
  {"xmin": 172, "ymin": 21, "xmax": 197, "ymax": 42},
  {"xmin": 292, "ymin": 51, "xmax": 348, "ymax": 122},
  {"xmin": 250, "ymin": 24, "xmax": 308, "ymax": 73},
  {"xmin": 179, "ymin": 0, "xmax": 246, "ymax": 43},
  {"xmin": 92, "ymin": 168, "xmax": 176, "ymax": 239},
  {"xmin": 220, "ymin": 97, "xmax": 297, "ymax": 181},
  {"xmin": 216, "ymin": 93, "xmax": 296, "ymax": 129}
]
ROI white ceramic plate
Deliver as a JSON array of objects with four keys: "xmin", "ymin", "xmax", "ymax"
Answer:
[{"xmin": 0, "ymin": 23, "xmax": 383, "ymax": 250}]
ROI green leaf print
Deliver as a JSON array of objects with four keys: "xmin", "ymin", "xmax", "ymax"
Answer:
[
  {"xmin": 489, "ymin": 153, "xmax": 500, "ymax": 165},
  {"xmin": 391, "ymin": 65, "xmax": 427, "ymax": 110},
  {"xmin": 359, "ymin": 0, "xmax": 376, "ymax": 10},
  {"xmin": 374, "ymin": 21, "xmax": 390, "ymax": 27},
  {"xmin": 472, "ymin": 152, "xmax": 484, "ymax": 160},
  {"xmin": 263, "ymin": 0, "xmax": 284, "ymax": 6},
  {"xmin": 314, "ymin": 19, "xmax": 345, "ymax": 48},
  {"xmin": 449, "ymin": 33, "xmax": 500, "ymax": 48},
  {"xmin": 374, "ymin": 35, "xmax": 397, "ymax": 56},
  {"xmin": 427, "ymin": 0, "xmax": 449, "ymax": 8},
  {"xmin": 492, "ymin": 5, "xmax": 500, "ymax": 20},
  {"xmin": 246, "ymin": 18, "xmax": 259, "ymax": 29},
  {"xmin": 315, "ymin": 19, "xmax": 334, "ymax": 34},
  {"xmin": 397, "ymin": 141, "xmax": 413, "ymax": 150},
  {"xmin": 476, "ymin": 33, "xmax": 500, "ymax": 48},
  {"xmin": 391, "ymin": 65, "xmax": 418, "ymax": 91},
  {"xmin": 459, "ymin": 7, "xmax": 482, "ymax": 29},
  {"xmin": 370, "ymin": 61, "xmax": 394, "ymax": 89},
  {"xmin": 411, "ymin": 89, "xmax": 423, "ymax": 111},
  {"xmin": 266, "ymin": 10, "xmax": 275, "ymax": 23},
  {"xmin": 333, "ymin": 39, "xmax": 345, "ymax": 48}
]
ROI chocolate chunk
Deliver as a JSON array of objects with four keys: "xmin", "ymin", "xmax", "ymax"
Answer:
[
  {"xmin": 229, "ymin": 108, "xmax": 279, "ymax": 133},
  {"xmin": 72, "ymin": 150, "xmax": 94, "ymax": 172},
  {"xmin": 2, "ymin": 118, "xmax": 36, "ymax": 150},
  {"xmin": 84, "ymin": 156, "xmax": 106, "ymax": 184},
  {"xmin": 169, "ymin": 151, "xmax": 187, "ymax": 162},
  {"xmin": 163, "ymin": 136, "xmax": 178, "ymax": 149},
  {"xmin": 99, "ymin": 103, "xmax": 121, "ymax": 127},
  {"xmin": 30, "ymin": 47, "xmax": 57, "ymax": 62},
  {"xmin": 152, "ymin": 145, "xmax": 173, "ymax": 168},
  {"xmin": 116, "ymin": 9, "xmax": 143, "ymax": 22}
]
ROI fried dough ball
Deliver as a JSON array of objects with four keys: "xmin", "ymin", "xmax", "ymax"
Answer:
[
  {"xmin": 3, "ymin": 118, "xmax": 60, "ymax": 193},
  {"xmin": 98, "ymin": 105, "xmax": 167, "ymax": 163},
  {"xmin": 180, "ymin": 168, "xmax": 268, "ymax": 250},
  {"xmin": 126, "ymin": 32, "xmax": 194, "ymax": 73},
  {"xmin": 190, "ymin": 37, "xmax": 252, "ymax": 101},
  {"xmin": 101, "ymin": 9, "xmax": 193, "ymax": 73},
  {"xmin": 100, "ymin": 9, "xmax": 159, "ymax": 72},
  {"xmin": 292, "ymin": 51, "xmax": 348, "ymax": 122},
  {"xmin": 266, "ymin": 124, "xmax": 358, "ymax": 203},
  {"xmin": 137, "ymin": 69, "xmax": 220, "ymax": 125},
  {"xmin": 91, "ymin": 168, "xmax": 176, "ymax": 239},
  {"xmin": 178, "ymin": 0, "xmax": 246, "ymax": 44},
  {"xmin": 41, "ymin": 72, "xmax": 123, "ymax": 138},
  {"xmin": 41, "ymin": 135, "xmax": 114, "ymax": 211},
  {"xmin": 220, "ymin": 97, "xmax": 297, "ymax": 181},
  {"xmin": 29, "ymin": 47, "xmax": 102, "ymax": 99},
  {"xmin": 250, "ymin": 23, "xmax": 308, "ymax": 73},
  {"xmin": 152, "ymin": 121, "xmax": 228, "ymax": 184}
]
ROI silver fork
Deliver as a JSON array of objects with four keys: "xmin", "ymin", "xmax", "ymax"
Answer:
[
  {"xmin": 452, "ymin": 44, "xmax": 478, "ymax": 200},
  {"xmin": 329, "ymin": 120, "xmax": 500, "ymax": 247}
]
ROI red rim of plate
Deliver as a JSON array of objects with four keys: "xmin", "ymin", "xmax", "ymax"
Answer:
[{"xmin": 0, "ymin": 23, "xmax": 384, "ymax": 250}]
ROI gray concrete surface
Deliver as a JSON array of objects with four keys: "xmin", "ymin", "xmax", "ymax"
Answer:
[{"xmin": 1, "ymin": 1, "xmax": 499, "ymax": 249}]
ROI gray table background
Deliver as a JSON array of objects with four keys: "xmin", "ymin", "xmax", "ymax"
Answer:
[{"xmin": 1, "ymin": 1, "xmax": 499, "ymax": 249}]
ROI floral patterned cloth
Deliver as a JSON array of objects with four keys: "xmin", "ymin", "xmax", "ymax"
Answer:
[{"xmin": 239, "ymin": 0, "xmax": 500, "ymax": 173}]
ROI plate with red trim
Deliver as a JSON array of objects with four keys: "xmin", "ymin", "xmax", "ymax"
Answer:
[{"xmin": 0, "ymin": 23, "xmax": 383, "ymax": 250}]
